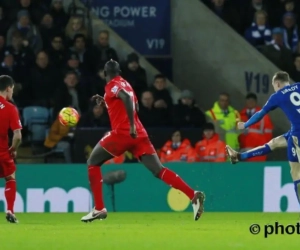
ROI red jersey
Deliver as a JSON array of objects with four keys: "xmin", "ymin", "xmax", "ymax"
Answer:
[
  {"xmin": 104, "ymin": 76, "xmax": 147, "ymax": 137},
  {"xmin": 0, "ymin": 96, "xmax": 22, "ymax": 158}
]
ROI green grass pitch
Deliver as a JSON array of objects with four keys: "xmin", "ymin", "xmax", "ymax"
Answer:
[{"xmin": 0, "ymin": 212, "xmax": 299, "ymax": 250}]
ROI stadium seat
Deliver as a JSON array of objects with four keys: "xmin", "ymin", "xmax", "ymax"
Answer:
[{"xmin": 23, "ymin": 106, "xmax": 50, "ymax": 143}]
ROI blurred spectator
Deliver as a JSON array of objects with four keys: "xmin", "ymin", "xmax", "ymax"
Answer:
[
  {"xmin": 7, "ymin": 10, "xmax": 43, "ymax": 54},
  {"xmin": 0, "ymin": 34, "xmax": 5, "ymax": 56},
  {"xmin": 39, "ymin": 13, "xmax": 61, "ymax": 50},
  {"xmin": 46, "ymin": 35, "xmax": 66, "ymax": 69},
  {"xmin": 0, "ymin": 6, "xmax": 11, "ymax": 34},
  {"xmin": 242, "ymin": 0, "xmax": 269, "ymax": 31},
  {"xmin": 239, "ymin": 93, "xmax": 273, "ymax": 161},
  {"xmin": 64, "ymin": 51, "xmax": 85, "ymax": 77},
  {"xmin": 150, "ymin": 74, "xmax": 172, "ymax": 110},
  {"xmin": 261, "ymin": 27, "xmax": 294, "ymax": 73},
  {"xmin": 172, "ymin": 90, "xmax": 206, "ymax": 128},
  {"xmin": 245, "ymin": 10, "xmax": 272, "ymax": 48},
  {"xmin": 77, "ymin": 101, "xmax": 110, "ymax": 128},
  {"xmin": 26, "ymin": 51, "xmax": 62, "ymax": 107},
  {"xmin": 53, "ymin": 71, "xmax": 88, "ymax": 118},
  {"xmin": 138, "ymin": 90, "xmax": 169, "ymax": 127},
  {"xmin": 9, "ymin": 0, "xmax": 42, "ymax": 24},
  {"xmin": 205, "ymin": 93, "xmax": 240, "ymax": 150},
  {"xmin": 65, "ymin": 16, "xmax": 88, "ymax": 46},
  {"xmin": 194, "ymin": 123, "xmax": 226, "ymax": 162},
  {"xmin": 296, "ymin": 42, "xmax": 300, "ymax": 55},
  {"xmin": 206, "ymin": 0, "xmax": 241, "ymax": 34},
  {"xmin": 0, "ymin": 49, "xmax": 24, "ymax": 105},
  {"xmin": 94, "ymin": 30, "xmax": 119, "ymax": 69},
  {"xmin": 5, "ymin": 30, "xmax": 35, "ymax": 71},
  {"xmin": 69, "ymin": 34, "xmax": 93, "ymax": 72},
  {"xmin": 270, "ymin": 0, "xmax": 299, "ymax": 27},
  {"xmin": 160, "ymin": 130, "xmax": 196, "ymax": 163},
  {"xmin": 122, "ymin": 53, "xmax": 147, "ymax": 99},
  {"xmin": 44, "ymin": 117, "xmax": 73, "ymax": 163},
  {"xmin": 282, "ymin": 12, "xmax": 299, "ymax": 52},
  {"xmin": 50, "ymin": 0, "xmax": 69, "ymax": 29},
  {"xmin": 90, "ymin": 67, "xmax": 106, "ymax": 97},
  {"xmin": 291, "ymin": 54, "xmax": 300, "ymax": 81}
]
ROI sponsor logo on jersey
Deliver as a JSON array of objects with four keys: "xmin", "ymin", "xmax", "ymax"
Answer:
[{"xmin": 111, "ymin": 86, "xmax": 118, "ymax": 94}]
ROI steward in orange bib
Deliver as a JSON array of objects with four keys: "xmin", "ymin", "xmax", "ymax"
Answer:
[
  {"xmin": 239, "ymin": 93, "xmax": 273, "ymax": 161},
  {"xmin": 195, "ymin": 123, "xmax": 226, "ymax": 162},
  {"xmin": 160, "ymin": 130, "xmax": 197, "ymax": 163}
]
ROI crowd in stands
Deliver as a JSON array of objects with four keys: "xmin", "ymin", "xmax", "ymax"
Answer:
[
  {"xmin": 0, "ymin": 0, "xmax": 275, "ymax": 164},
  {"xmin": 202, "ymin": 0, "xmax": 300, "ymax": 81}
]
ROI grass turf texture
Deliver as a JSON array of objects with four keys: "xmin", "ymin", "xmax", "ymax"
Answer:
[{"xmin": 0, "ymin": 212, "xmax": 299, "ymax": 250}]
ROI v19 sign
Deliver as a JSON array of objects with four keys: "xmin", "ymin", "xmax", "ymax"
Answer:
[{"xmin": 245, "ymin": 71, "xmax": 270, "ymax": 94}]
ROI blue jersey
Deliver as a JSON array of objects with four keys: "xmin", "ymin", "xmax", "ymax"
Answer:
[
  {"xmin": 245, "ymin": 83, "xmax": 300, "ymax": 134},
  {"xmin": 244, "ymin": 83, "xmax": 300, "ymax": 163}
]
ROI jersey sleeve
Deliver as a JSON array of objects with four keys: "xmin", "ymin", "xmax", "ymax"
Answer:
[
  {"xmin": 262, "ymin": 94, "xmax": 278, "ymax": 113},
  {"xmin": 106, "ymin": 82, "xmax": 123, "ymax": 98},
  {"xmin": 9, "ymin": 106, "xmax": 22, "ymax": 131}
]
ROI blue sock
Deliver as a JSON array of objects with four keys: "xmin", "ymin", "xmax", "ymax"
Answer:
[
  {"xmin": 240, "ymin": 144, "xmax": 271, "ymax": 160},
  {"xmin": 294, "ymin": 180, "xmax": 300, "ymax": 204}
]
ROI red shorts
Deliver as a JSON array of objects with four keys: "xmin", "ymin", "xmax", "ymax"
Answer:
[
  {"xmin": 0, "ymin": 159, "xmax": 16, "ymax": 178},
  {"xmin": 99, "ymin": 131, "xmax": 156, "ymax": 159}
]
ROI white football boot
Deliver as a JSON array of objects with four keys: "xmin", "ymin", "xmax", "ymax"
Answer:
[
  {"xmin": 81, "ymin": 207, "xmax": 107, "ymax": 223},
  {"xmin": 225, "ymin": 145, "xmax": 240, "ymax": 164},
  {"xmin": 191, "ymin": 191, "xmax": 205, "ymax": 221}
]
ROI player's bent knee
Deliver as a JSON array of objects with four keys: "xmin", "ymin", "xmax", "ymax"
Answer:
[{"xmin": 5, "ymin": 172, "xmax": 15, "ymax": 181}]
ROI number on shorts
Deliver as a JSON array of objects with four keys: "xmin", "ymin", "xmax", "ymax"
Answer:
[
  {"xmin": 292, "ymin": 147, "xmax": 296, "ymax": 157},
  {"xmin": 290, "ymin": 92, "xmax": 300, "ymax": 106}
]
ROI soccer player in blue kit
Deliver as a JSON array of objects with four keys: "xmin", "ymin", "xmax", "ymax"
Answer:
[{"xmin": 227, "ymin": 71, "xmax": 300, "ymax": 206}]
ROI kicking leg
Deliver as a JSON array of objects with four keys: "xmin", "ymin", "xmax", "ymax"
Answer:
[
  {"xmin": 226, "ymin": 134, "xmax": 287, "ymax": 164},
  {"xmin": 289, "ymin": 136, "xmax": 300, "ymax": 206},
  {"xmin": 4, "ymin": 173, "xmax": 18, "ymax": 223},
  {"xmin": 81, "ymin": 143, "xmax": 113, "ymax": 223},
  {"xmin": 140, "ymin": 154, "xmax": 205, "ymax": 221}
]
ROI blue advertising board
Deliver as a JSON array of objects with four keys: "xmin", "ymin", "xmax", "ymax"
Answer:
[{"xmin": 89, "ymin": 0, "xmax": 171, "ymax": 56}]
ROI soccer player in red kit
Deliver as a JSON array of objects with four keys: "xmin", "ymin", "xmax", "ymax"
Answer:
[
  {"xmin": 0, "ymin": 75, "xmax": 22, "ymax": 223},
  {"xmin": 81, "ymin": 60, "xmax": 205, "ymax": 222}
]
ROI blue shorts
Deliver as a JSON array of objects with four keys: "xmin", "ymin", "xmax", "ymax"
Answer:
[
  {"xmin": 283, "ymin": 130, "xmax": 291, "ymax": 142},
  {"xmin": 287, "ymin": 132, "xmax": 300, "ymax": 162}
]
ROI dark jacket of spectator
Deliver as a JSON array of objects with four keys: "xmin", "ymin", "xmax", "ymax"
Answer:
[
  {"xmin": 6, "ymin": 10, "xmax": 43, "ymax": 54},
  {"xmin": 77, "ymin": 101, "xmax": 110, "ymax": 128},
  {"xmin": 0, "ymin": 6, "xmax": 11, "ymax": 34},
  {"xmin": 122, "ymin": 53, "xmax": 147, "ymax": 99},
  {"xmin": 50, "ymin": 0, "xmax": 69, "ymax": 29},
  {"xmin": 282, "ymin": 12, "xmax": 299, "ymax": 52},
  {"xmin": 39, "ymin": 13, "xmax": 62, "ymax": 50},
  {"xmin": 207, "ymin": 0, "xmax": 242, "ymax": 34},
  {"xmin": 261, "ymin": 28, "xmax": 294, "ymax": 73},
  {"xmin": 46, "ymin": 35, "xmax": 66, "ymax": 69},
  {"xmin": 138, "ymin": 90, "xmax": 169, "ymax": 127},
  {"xmin": 172, "ymin": 90, "xmax": 206, "ymax": 128},
  {"xmin": 27, "ymin": 62, "xmax": 62, "ymax": 107},
  {"xmin": 53, "ymin": 79, "xmax": 88, "ymax": 118}
]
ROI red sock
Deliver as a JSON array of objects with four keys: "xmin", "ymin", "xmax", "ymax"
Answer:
[
  {"xmin": 5, "ymin": 180, "xmax": 16, "ymax": 213},
  {"xmin": 159, "ymin": 168, "xmax": 195, "ymax": 200},
  {"xmin": 88, "ymin": 166, "xmax": 104, "ymax": 210}
]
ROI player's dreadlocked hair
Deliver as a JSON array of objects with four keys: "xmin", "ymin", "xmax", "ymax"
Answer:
[
  {"xmin": 104, "ymin": 59, "xmax": 121, "ymax": 77},
  {"xmin": 0, "ymin": 75, "xmax": 14, "ymax": 91}
]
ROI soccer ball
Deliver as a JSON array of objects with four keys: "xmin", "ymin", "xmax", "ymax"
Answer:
[{"xmin": 58, "ymin": 107, "xmax": 80, "ymax": 127}]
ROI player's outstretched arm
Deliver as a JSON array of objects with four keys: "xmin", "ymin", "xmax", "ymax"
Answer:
[
  {"xmin": 243, "ymin": 109, "xmax": 267, "ymax": 129},
  {"xmin": 117, "ymin": 89, "xmax": 137, "ymax": 138}
]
